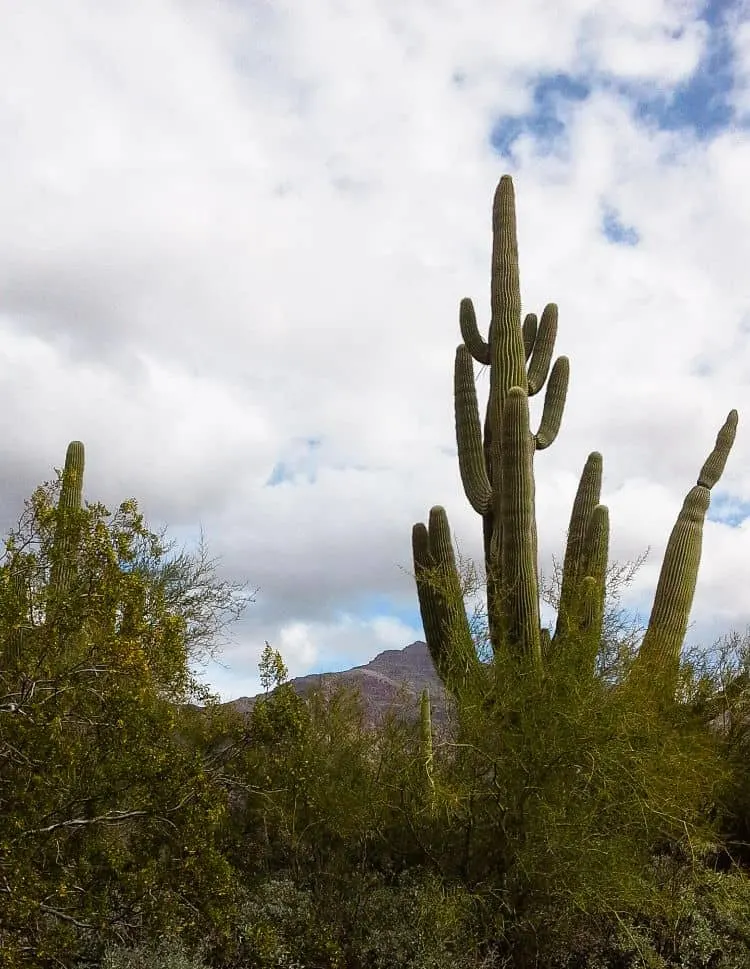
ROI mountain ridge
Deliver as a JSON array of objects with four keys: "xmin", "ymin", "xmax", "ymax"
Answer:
[{"xmin": 216, "ymin": 640, "xmax": 454, "ymax": 731}]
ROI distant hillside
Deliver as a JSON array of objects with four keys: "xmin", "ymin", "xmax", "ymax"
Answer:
[
  {"xmin": 191, "ymin": 640, "xmax": 748, "ymax": 743},
  {"xmin": 217, "ymin": 640, "xmax": 456, "ymax": 733}
]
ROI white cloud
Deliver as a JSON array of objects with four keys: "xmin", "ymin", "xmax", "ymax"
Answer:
[{"xmin": 1, "ymin": 0, "xmax": 749, "ymax": 701}]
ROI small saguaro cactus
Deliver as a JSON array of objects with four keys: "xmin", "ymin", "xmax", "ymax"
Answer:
[
  {"xmin": 2, "ymin": 441, "xmax": 86, "ymax": 673},
  {"xmin": 46, "ymin": 440, "xmax": 85, "ymax": 624}
]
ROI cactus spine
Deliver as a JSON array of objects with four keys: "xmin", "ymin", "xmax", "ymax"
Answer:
[{"xmin": 413, "ymin": 175, "xmax": 737, "ymax": 701}]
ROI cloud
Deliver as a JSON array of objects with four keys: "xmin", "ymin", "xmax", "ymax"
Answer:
[{"xmin": 1, "ymin": 0, "xmax": 749, "ymax": 701}]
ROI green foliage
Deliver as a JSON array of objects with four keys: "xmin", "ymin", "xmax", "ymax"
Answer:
[
  {"xmin": 420, "ymin": 635, "xmax": 729, "ymax": 964},
  {"xmin": 545, "ymin": 861, "xmax": 750, "ymax": 969},
  {"xmin": 259, "ymin": 640, "xmax": 289, "ymax": 692},
  {"xmin": 220, "ymin": 674, "xmax": 391, "ymax": 883},
  {"xmin": 0, "ymin": 448, "xmax": 249, "ymax": 968},
  {"xmin": 100, "ymin": 933, "xmax": 211, "ymax": 969},
  {"xmin": 679, "ymin": 629, "xmax": 750, "ymax": 869}
]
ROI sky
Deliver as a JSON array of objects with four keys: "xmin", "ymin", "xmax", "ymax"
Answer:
[{"xmin": 1, "ymin": 0, "xmax": 750, "ymax": 702}]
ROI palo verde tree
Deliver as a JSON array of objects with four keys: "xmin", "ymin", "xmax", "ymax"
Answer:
[{"xmin": 0, "ymin": 442, "xmax": 256, "ymax": 969}]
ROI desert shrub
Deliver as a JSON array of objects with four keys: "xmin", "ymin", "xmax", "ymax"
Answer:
[
  {"xmin": 99, "ymin": 933, "xmax": 210, "ymax": 969},
  {"xmin": 225, "ymin": 868, "xmax": 486, "ymax": 969}
]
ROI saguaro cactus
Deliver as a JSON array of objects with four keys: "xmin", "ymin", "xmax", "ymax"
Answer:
[
  {"xmin": 447, "ymin": 177, "xmax": 570, "ymax": 669},
  {"xmin": 413, "ymin": 175, "xmax": 737, "ymax": 701},
  {"xmin": 46, "ymin": 440, "xmax": 85, "ymax": 624},
  {"xmin": 2, "ymin": 442, "xmax": 86, "ymax": 672}
]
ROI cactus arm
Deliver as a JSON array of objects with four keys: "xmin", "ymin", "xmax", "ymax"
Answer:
[
  {"xmin": 412, "ymin": 522, "xmax": 449, "ymax": 682},
  {"xmin": 579, "ymin": 504, "xmax": 610, "ymax": 663},
  {"xmin": 634, "ymin": 410, "xmax": 738, "ymax": 685},
  {"xmin": 582, "ymin": 505, "xmax": 610, "ymax": 594},
  {"xmin": 455, "ymin": 345, "xmax": 493, "ymax": 515},
  {"xmin": 499, "ymin": 388, "xmax": 542, "ymax": 666},
  {"xmin": 554, "ymin": 452, "xmax": 603, "ymax": 645},
  {"xmin": 636, "ymin": 486, "xmax": 709, "ymax": 679},
  {"xmin": 534, "ymin": 356, "xmax": 570, "ymax": 451},
  {"xmin": 527, "ymin": 303, "xmax": 558, "ymax": 396},
  {"xmin": 460, "ymin": 298, "xmax": 490, "ymax": 365},
  {"xmin": 427, "ymin": 507, "xmax": 479, "ymax": 690},
  {"xmin": 698, "ymin": 409, "xmax": 738, "ymax": 488},
  {"xmin": 578, "ymin": 577, "xmax": 601, "ymax": 661},
  {"xmin": 522, "ymin": 313, "xmax": 538, "ymax": 361},
  {"xmin": 412, "ymin": 508, "xmax": 482, "ymax": 698}
]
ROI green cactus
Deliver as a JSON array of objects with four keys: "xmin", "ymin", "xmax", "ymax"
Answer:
[
  {"xmin": 448, "ymin": 177, "xmax": 570, "ymax": 666},
  {"xmin": 46, "ymin": 440, "xmax": 85, "ymax": 624},
  {"xmin": 553, "ymin": 453, "xmax": 609, "ymax": 656},
  {"xmin": 1, "ymin": 442, "xmax": 86, "ymax": 675},
  {"xmin": 632, "ymin": 410, "xmax": 738, "ymax": 685},
  {"xmin": 413, "ymin": 175, "xmax": 737, "ymax": 702},
  {"xmin": 497, "ymin": 387, "xmax": 542, "ymax": 666},
  {"xmin": 412, "ymin": 507, "xmax": 485, "ymax": 699}
]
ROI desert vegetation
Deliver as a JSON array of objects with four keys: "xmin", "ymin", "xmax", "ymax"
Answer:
[{"xmin": 2, "ymin": 176, "xmax": 750, "ymax": 968}]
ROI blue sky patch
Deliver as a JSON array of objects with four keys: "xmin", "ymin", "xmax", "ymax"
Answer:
[
  {"xmin": 344, "ymin": 594, "xmax": 423, "ymax": 632},
  {"xmin": 707, "ymin": 492, "xmax": 750, "ymax": 526},
  {"xmin": 491, "ymin": 3, "xmax": 742, "ymax": 164},
  {"xmin": 490, "ymin": 72, "xmax": 590, "ymax": 159},
  {"xmin": 601, "ymin": 204, "xmax": 640, "ymax": 245},
  {"xmin": 265, "ymin": 437, "xmax": 322, "ymax": 487}
]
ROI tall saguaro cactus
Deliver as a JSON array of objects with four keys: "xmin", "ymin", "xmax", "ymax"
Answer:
[
  {"xmin": 413, "ymin": 175, "xmax": 737, "ymax": 701},
  {"xmin": 449, "ymin": 178, "xmax": 570, "ymax": 669}
]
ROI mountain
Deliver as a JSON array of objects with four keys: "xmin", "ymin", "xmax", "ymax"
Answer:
[
  {"xmin": 217, "ymin": 640, "xmax": 455, "ymax": 733},
  {"xmin": 194, "ymin": 640, "xmax": 748, "ymax": 743}
]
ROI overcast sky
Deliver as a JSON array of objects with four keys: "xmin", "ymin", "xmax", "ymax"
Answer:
[{"xmin": 2, "ymin": 0, "xmax": 749, "ymax": 702}]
